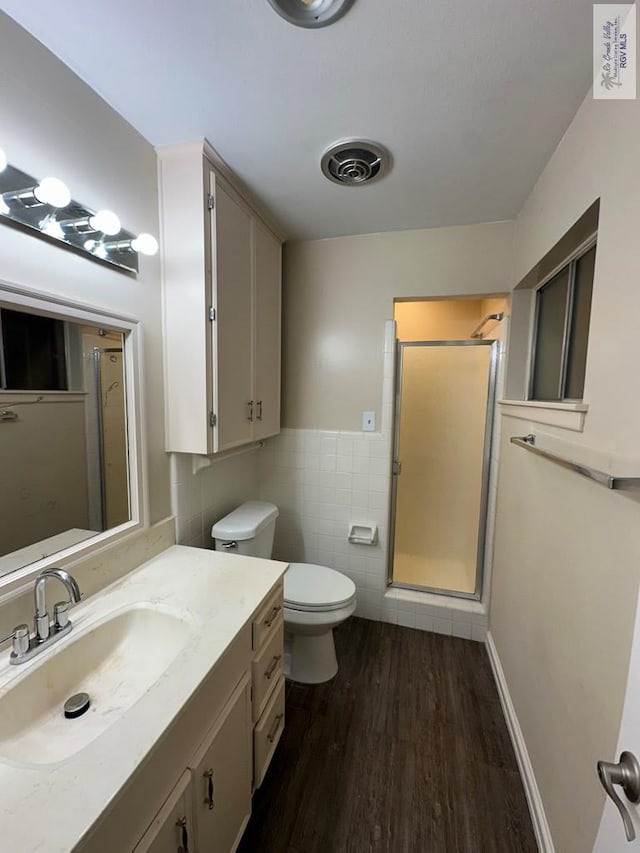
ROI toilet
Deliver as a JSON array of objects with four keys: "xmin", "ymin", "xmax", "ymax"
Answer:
[{"xmin": 211, "ymin": 501, "xmax": 356, "ymax": 684}]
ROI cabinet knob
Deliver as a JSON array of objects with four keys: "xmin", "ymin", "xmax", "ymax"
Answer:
[
  {"xmin": 265, "ymin": 654, "xmax": 282, "ymax": 680},
  {"xmin": 204, "ymin": 768, "xmax": 215, "ymax": 810},
  {"xmin": 264, "ymin": 605, "xmax": 281, "ymax": 628},
  {"xmin": 176, "ymin": 816, "xmax": 189, "ymax": 852},
  {"xmin": 267, "ymin": 713, "xmax": 284, "ymax": 744}
]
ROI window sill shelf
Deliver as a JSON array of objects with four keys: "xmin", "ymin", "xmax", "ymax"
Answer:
[{"xmin": 498, "ymin": 399, "xmax": 588, "ymax": 432}]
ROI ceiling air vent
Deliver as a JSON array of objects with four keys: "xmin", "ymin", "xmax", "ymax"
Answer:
[
  {"xmin": 268, "ymin": 0, "xmax": 356, "ymax": 28},
  {"xmin": 320, "ymin": 140, "xmax": 390, "ymax": 186}
]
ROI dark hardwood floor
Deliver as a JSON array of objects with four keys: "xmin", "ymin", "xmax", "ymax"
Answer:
[{"xmin": 239, "ymin": 617, "xmax": 536, "ymax": 853}]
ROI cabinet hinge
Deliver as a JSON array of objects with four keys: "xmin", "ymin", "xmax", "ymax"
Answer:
[
  {"xmin": 207, "ymin": 193, "xmax": 214, "ymax": 210},
  {"xmin": 210, "ymin": 412, "xmax": 217, "ymax": 428},
  {"xmin": 208, "ymin": 306, "xmax": 216, "ymax": 321}
]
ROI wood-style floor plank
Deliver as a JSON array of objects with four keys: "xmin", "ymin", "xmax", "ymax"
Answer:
[{"xmin": 239, "ymin": 618, "xmax": 536, "ymax": 853}]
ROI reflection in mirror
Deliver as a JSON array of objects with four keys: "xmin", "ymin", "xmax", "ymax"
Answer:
[{"xmin": 0, "ymin": 307, "xmax": 130, "ymax": 576}]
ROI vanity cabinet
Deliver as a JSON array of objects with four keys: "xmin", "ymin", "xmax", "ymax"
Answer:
[
  {"xmin": 76, "ymin": 578, "xmax": 284, "ymax": 853},
  {"xmin": 158, "ymin": 140, "xmax": 282, "ymax": 455}
]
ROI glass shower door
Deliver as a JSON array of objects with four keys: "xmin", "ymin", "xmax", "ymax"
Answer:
[{"xmin": 390, "ymin": 340, "xmax": 497, "ymax": 598}]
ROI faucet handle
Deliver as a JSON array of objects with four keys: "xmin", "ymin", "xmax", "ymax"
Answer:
[
  {"xmin": 53, "ymin": 602, "xmax": 70, "ymax": 630},
  {"xmin": 0, "ymin": 624, "xmax": 30, "ymax": 658}
]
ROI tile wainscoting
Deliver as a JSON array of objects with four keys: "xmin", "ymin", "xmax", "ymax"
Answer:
[{"xmin": 258, "ymin": 428, "xmax": 489, "ymax": 641}]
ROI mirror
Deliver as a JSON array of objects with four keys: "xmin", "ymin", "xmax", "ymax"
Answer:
[{"xmin": 0, "ymin": 304, "xmax": 131, "ymax": 576}]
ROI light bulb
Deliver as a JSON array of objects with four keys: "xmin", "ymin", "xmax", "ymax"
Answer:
[
  {"xmin": 131, "ymin": 233, "xmax": 158, "ymax": 256},
  {"xmin": 0, "ymin": 148, "xmax": 6, "ymax": 173},
  {"xmin": 89, "ymin": 209, "xmax": 121, "ymax": 236},
  {"xmin": 0, "ymin": 196, "xmax": 9, "ymax": 215},
  {"xmin": 42, "ymin": 219, "xmax": 64, "ymax": 239},
  {"xmin": 33, "ymin": 177, "xmax": 71, "ymax": 208},
  {"xmin": 84, "ymin": 238, "xmax": 107, "ymax": 258}
]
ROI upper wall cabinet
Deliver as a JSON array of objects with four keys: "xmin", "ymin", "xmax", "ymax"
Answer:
[{"xmin": 158, "ymin": 141, "xmax": 283, "ymax": 454}]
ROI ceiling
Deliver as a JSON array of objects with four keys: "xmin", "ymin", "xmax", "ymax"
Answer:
[{"xmin": 0, "ymin": 0, "xmax": 594, "ymax": 241}]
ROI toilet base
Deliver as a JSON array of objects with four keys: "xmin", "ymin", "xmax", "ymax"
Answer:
[{"xmin": 284, "ymin": 629, "xmax": 338, "ymax": 684}]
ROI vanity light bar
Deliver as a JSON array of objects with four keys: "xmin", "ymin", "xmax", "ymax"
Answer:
[{"xmin": 0, "ymin": 145, "xmax": 158, "ymax": 272}]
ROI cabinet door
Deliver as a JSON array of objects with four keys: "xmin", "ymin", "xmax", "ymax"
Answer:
[
  {"xmin": 252, "ymin": 220, "xmax": 282, "ymax": 441},
  {"xmin": 211, "ymin": 173, "xmax": 253, "ymax": 451},
  {"xmin": 133, "ymin": 771, "xmax": 194, "ymax": 853},
  {"xmin": 190, "ymin": 674, "xmax": 252, "ymax": 853}
]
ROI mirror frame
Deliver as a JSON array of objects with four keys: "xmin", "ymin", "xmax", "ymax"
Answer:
[{"xmin": 0, "ymin": 278, "xmax": 148, "ymax": 595}]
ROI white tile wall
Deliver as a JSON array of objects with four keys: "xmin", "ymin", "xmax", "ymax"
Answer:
[{"xmin": 170, "ymin": 449, "xmax": 260, "ymax": 549}]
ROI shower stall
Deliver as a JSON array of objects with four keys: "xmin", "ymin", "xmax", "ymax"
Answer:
[{"xmin": 389, "ymin": 336, "xmax": 498, "ymax": 599}]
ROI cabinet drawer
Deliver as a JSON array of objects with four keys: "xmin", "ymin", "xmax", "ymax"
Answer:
[
  {"xmin": 252, "ymin": 623, "xmax": 284, "ymax": 722},
  {"xmin": 254, "ymin": 675, "xmax": 285, "ymax": 789},
  {"xmin": 252, "ymin": 584, "xmax": 283, "ymax": 651}
]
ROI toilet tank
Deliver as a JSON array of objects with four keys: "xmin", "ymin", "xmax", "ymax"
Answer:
[{"xmin": 211, "ymin": 501, "xmax": 279, "ymax": 558}]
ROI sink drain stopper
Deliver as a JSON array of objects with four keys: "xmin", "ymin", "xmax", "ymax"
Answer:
[{"xmin": 64, "ymin": 692, "xmax": 91, "ymax": 719}]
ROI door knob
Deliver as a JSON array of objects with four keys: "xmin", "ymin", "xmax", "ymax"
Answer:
[{"xmin": 597, "ymin": 751, "xmax": 640, "ymax": 841}]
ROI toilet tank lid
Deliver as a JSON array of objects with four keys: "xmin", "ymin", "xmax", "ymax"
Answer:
[{"xmin": 211, "ymin": 501, "xmax": 279, "ymax": 541}]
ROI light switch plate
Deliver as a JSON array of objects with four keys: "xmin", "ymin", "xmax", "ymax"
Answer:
[{"xmin": 362, "ymin": 411, "xmax": 376, "ymax": 432}]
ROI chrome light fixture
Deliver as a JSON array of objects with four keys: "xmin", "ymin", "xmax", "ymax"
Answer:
[
  {"xmin": 267, "ymin": 0, "xmax": 356, "ymax": 28},
  {"xmin": 0, "ymin": 147, "xmax": 157, "ymax": 273}
]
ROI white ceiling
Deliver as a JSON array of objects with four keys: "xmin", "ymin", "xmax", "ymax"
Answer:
[{"xmin": 0, "ymin": 0, "xmax": 594, "ymax": 241}]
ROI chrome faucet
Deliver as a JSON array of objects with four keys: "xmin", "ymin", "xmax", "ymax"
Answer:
[
  {"xmin": 34, "ymin": 568, "xmax": 82, "ymax": 642},
  {"xmin": 0, "ymin": 568, "xmax": 82, "ymax": 665}
]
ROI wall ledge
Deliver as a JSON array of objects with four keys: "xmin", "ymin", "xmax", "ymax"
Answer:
[
  {"xmin": 485, "ymin": 631, "xmax": 555, "ymax": 853},
  {"xmin": 499, "ymin": 399, "xmax": 587, "ymax": 432}
]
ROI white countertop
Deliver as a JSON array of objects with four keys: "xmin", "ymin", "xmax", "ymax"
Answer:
[{"xmin": 0, "ymin": 545, "xmax": 287, "ymax": 852}]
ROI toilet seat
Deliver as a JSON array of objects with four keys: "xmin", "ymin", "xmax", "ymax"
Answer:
[{"xmin": 284, "ymin": 562, "xmax": 356, "ymax": 613}]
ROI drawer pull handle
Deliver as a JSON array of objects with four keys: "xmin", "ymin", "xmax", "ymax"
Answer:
[
  {"xmin": 256, "ymin": 400, "xmax": 263, "ymax": 420},
  {"xmin": 265, "ymin": 654, "xmax": 282, "ymax": 680},
  {"xmin": 176, "ymin": 816, "xmax": 189, "ymax": 852},
  {"xmin": 267, "ymin": 712, "xmax": 284, "ymax": 744},
  {"xmin": 204, "ymin": 768, "xmax": 215, "ymax": 810},
  {"xmin": 264, "ymin": 605, "xmax": 281, "ymax": 628}
]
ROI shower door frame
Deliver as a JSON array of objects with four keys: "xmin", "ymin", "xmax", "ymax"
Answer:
[{"xmin": 387, "ymin": 338, "xmax": 499, "ymax": 600}]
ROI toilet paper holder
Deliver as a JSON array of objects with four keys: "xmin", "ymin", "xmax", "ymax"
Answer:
[{"xmin": 348, "ymin": 523, "xmax": 378, "ymax": 546}]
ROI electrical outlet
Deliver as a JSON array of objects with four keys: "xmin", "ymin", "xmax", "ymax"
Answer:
[{"xmin": 362, "ymin": 411, "xmax": 376, "ymax": 432}]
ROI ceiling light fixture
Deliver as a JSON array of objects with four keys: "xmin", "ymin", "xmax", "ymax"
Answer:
[{"xmin": 267, "ymin": 0, "xmax": 355, "ymax": 28}]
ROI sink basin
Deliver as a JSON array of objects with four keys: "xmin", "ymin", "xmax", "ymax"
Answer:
[{"xmin": 0, "ymin": 604, "xmax": 195, "ymax": 766}]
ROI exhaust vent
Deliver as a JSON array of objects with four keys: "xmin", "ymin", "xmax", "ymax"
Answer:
[
  {"xmin": 267, "ymin": 0, "xmax": 356, "ymax": 28},
  {"xmin": 320, "ymin": 140, "xmax": 390, "ymax": 186}
]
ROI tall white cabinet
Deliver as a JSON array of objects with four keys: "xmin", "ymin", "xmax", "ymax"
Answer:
[{"xmin": 158, "ymin": 140, "xmax": 282, "ymax": 454}]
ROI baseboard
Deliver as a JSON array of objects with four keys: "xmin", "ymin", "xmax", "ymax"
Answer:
[{"xmin": 485, "ymin": 631, "xmax": 555, "ymax": 853}]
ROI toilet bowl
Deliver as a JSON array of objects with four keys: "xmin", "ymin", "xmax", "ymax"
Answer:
[{"xmin": 211, "ymin": 501, "xmax": 356, "ymax": 684}]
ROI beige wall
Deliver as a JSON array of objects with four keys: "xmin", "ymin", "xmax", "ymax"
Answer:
[
  {"xmin": 490, "ymin": 89, "xmax": 640, "ymax": 851},
  {"xmin": 282, "ymin": 221, "xmax": 514, "ymax": 431},
  {"xmin": 0, "ymin": 13, "xmax": 170, "ymax": 526},
  {"xmin": 0, "ymin": 393, "xmax": 90, "ymax": 554}
]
